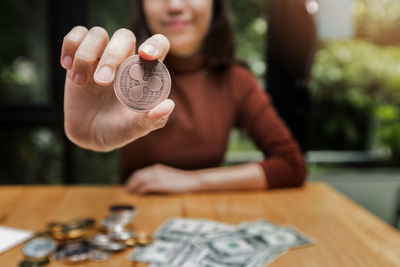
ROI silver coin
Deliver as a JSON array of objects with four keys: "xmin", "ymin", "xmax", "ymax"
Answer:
[
  {"xmin": 88, "ymin": 249, "xmax": 110, "ymax": 261},
  {"xmin": 88, "ymin": 234, "xmax": 111, "ymax": 247},
  {"xmin": 23, "ymin": 237, "xmax": 56, "ymax": 258},
  {"xmin": 102, "ymin": 215, "xmax": 124, "ymax": 228},
  {"xmin": 102, "ymin": 241, "xmax": 126, "ymax": 252},
  {"xmin": 110, "ymin": 205, "xmax": 137, "ymax": 220},
  {"xmin": 102, "ymin": 215, "xmax": 132, "ymax": 231},
  {"xmin": 62, "ymin": 243, "xmax": 90, "ymax": 263},
  {"xmin": 64, "ymin": 252, "xmax": 89, "ymax": 263},
  {"xmin": 106, "ymin": 205, "xmax": 137, "ymax": 227},
  {"xmin": 108, "ymin": 229, "xmax": 135, "ymax": 241},
  {"xmin": 112, "ymin": 212, "xmax": 135, "ymax": 224},
  {"xmin": 114, "ymin": 210, "xmax": 136, "ymax": 223}
]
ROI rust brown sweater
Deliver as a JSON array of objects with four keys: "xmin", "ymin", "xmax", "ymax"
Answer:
[{"xmin": 120, "ymin": 54, "xmax": 307, "ymax": 188}]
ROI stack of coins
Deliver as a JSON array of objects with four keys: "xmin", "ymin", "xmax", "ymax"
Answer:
[
  {"xmin": 47, "ymin": 218, "xmax": 96, "ymax": 241},
  {"xmin": 19, "ymin": 204, "xmax": 153, "ymax": 266}
]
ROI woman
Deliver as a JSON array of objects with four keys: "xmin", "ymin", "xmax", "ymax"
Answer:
[{"xmin": 61, "ymin": 0, "xmax": 307, "ymax": 193}]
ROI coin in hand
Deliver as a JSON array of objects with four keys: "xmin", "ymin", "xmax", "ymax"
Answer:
[{"xmin": 114, "ymin": 55, "xmax": 171, "ymax": 112}]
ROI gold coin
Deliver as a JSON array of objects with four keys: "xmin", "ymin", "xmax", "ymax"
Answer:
[
  {"xmin": 136, "ymin": 231, "xmax": 154, "ymax": 246},
  {"xmin": 66, "ymin": 229, "xmax": 85, "ymax": 239},
  {"xmin": 124, "ymin": 238, "xmax": 137, "ymax": 247}
]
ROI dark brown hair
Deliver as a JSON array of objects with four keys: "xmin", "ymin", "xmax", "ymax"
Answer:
[{"xmin": 131, "ymin": 0, "xmax": 235, "ymax": 72}]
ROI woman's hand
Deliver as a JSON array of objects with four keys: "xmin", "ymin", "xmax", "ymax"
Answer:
[
  {"xmin": 125, "ymin": 163, "xmax": 268, "ymax": 194},
  {"xmin": 124, "ymin": 164, "xmax": 202, "ymax": 194},
  {"xmin": 61, "ymin": 26, "xmax": 174, "ymax": 152}
]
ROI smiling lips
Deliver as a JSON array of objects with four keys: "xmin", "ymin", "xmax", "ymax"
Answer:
[{"xmin": 165, "ymin": 20, "xmax": 190, "ymax": 30}]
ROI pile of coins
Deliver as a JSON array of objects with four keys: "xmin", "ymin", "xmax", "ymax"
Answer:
[{"xmin": 18, "ymin": 204, "xmax": 153, "ymax": 266}]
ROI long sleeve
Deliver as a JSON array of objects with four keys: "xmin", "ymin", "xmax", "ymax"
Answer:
[{"xmin": 233, "ymin": 66, "xmax": 307, "ymax": 188}]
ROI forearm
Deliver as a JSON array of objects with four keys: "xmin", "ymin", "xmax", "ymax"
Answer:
[{"xmin": 195, "ymin": 163, "xmax": 267, "ymax": 191}]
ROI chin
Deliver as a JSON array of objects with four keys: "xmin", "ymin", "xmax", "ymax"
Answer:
[
  {"xmin": 169, "ymin": 40, "xmax": 200, "ymax": 57},
  {"xmin": 170, "ymin": 47, "xmax": 198, "ymax": 57}
]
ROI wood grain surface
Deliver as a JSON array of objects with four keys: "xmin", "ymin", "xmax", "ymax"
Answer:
[{"xmin": 0, "ymin": 182, "xmax": 400, "ymax": 266}]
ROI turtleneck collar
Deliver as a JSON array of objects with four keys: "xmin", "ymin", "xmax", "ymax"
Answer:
[{"xmin": 164, "ymin": 53, "xmax": 206, "ymax": 74}]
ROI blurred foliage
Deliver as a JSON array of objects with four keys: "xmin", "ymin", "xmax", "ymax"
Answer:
[
  {"xmin": 311, "ymin": 40, "xmax": 400, "ymax": 106},
  {"xmin": 72, "ymin": 148, "xmax": 119, "ymax": 184},
  {"xmin": 310, "ymin": 39, "xmax": 400, "ymax": 153},
  {"xmin": 231, "ymin": 1, "xmax": 267, "ymax": 82},
  {"xmin": 0, "ymin": 127, "xmax": 63, "ymax": 184},
  {"xmin": 0, "ymin": 0, "xmax": 49, "ymax": 104},
  {"xmin": 87, "ymin": 0, "xmax": 132, "ymax": 33},
  {"xmin": 375, "ymin": 105, "xmax": 400, "ymax": 155},
  {"xmin": 227, "ymin": 129, "xmax": 258, "ymax": 152},
  {"xmin": 355, "ymin": 0, "xmax": 400, "ymax": 45}
]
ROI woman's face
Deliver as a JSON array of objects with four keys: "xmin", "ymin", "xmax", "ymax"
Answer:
[{"xmin": 143, "ymin": 0, "xmax": 213, "ymax": 57}]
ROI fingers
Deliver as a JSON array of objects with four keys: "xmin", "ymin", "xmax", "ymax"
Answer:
[
  {"xmin": 146, "ymin": 99, "xmax": 175, "ymax": 131},
  {"xmin": 128, "ymin": 99, "xmax": 175, "ymax": 137},
  {"xmin": 148, "ymin": 99, "xmax": 175, "ymax": 122},
  {"xmin": 137, "ymin": 184, "xmax": 159, "ymax": 194},
  {"xmin": 71, "ymin": 27, "xmax": 109, "ymax": 87},
  {"xmin": 126, "ymin": 177, "xmax": 161, "ymax": 194},
  {"xmin": 138, "ymin": 34, "xmax": 170, "ymax": 62},
  {"xmin": 124, "ymin": 173, "xmax": 146, "ymax": 193},
  {"xmin": 94, "ymin": 28, "xmax": 136, "ymax": 85},
  {"xmin": 61, "ymin": 28, "xmax": 167, "ymax": 89},
  {"xmin": 61, "ymin": 26, "xmax": 88, "ymax": 69},
  {"xmin": 124, "ymin": 165, "xmax": 163, "ymax": 194}
]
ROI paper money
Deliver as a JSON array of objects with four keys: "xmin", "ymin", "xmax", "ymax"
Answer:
[{"xmin": 129, "ymin": 218, "xmax": 315, "ymax": 267}]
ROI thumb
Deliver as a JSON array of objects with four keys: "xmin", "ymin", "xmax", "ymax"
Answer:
[{"xmin": 147, "ymin": 99, "xmax": 175, "ymax": 128}]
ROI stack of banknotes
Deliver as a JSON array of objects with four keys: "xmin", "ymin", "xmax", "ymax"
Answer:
[{"xmin": 129, "ymin": 217, "xmax": 315, "ymax": 266}]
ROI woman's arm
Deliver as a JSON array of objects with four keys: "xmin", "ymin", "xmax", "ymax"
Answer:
[
  {"xmin": 232, "ymin": 66, "xmax": 307, "ymax": 188},
  {"xmin": 124, "ymin": 163, "xmax": 267, "ymax": 194},
  {"xmin": 124, "ymin": 65, "xmax": 306, "ymax": 194},
  {"xmin": 196, "ymin": 163, "xmax": 267, "ymax": 191}
]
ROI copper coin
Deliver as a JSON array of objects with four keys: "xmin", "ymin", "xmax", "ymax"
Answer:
[{"xmin": 114, "ymin": 55, "xmax": 171, "ymax": 112}]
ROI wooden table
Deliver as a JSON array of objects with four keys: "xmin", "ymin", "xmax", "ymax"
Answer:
[{"xmin": 1, "ymin": 182, "xmax": 400, "ymax": 266}]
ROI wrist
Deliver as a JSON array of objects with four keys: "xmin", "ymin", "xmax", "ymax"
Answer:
[{"xmin": 191, "ymin": 170, "xmax": 208, "ymax": 192}]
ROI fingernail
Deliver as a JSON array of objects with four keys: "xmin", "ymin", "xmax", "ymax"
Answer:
[
  {"xmin": 73, "ymin": 72, "xmax": 86, "ymax": 86},
  {"xmin": 62, "ymin": 55, "xmax": 73, "ymax": 69},
  {"xmin": 165, "ymin": 100, "xmax": 175, "ymax": 112},
  {"xmin": 141, "ymin": 44, "xmax": 156, "ymax": 57},
  {"xmin": 96, "ymin": 66, "xmax": 113, "ymax": 83}
]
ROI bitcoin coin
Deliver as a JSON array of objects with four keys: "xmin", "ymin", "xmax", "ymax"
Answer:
[{"xmin": 114, "ymin": 55, "xmax": 171, "ymax": 112}]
